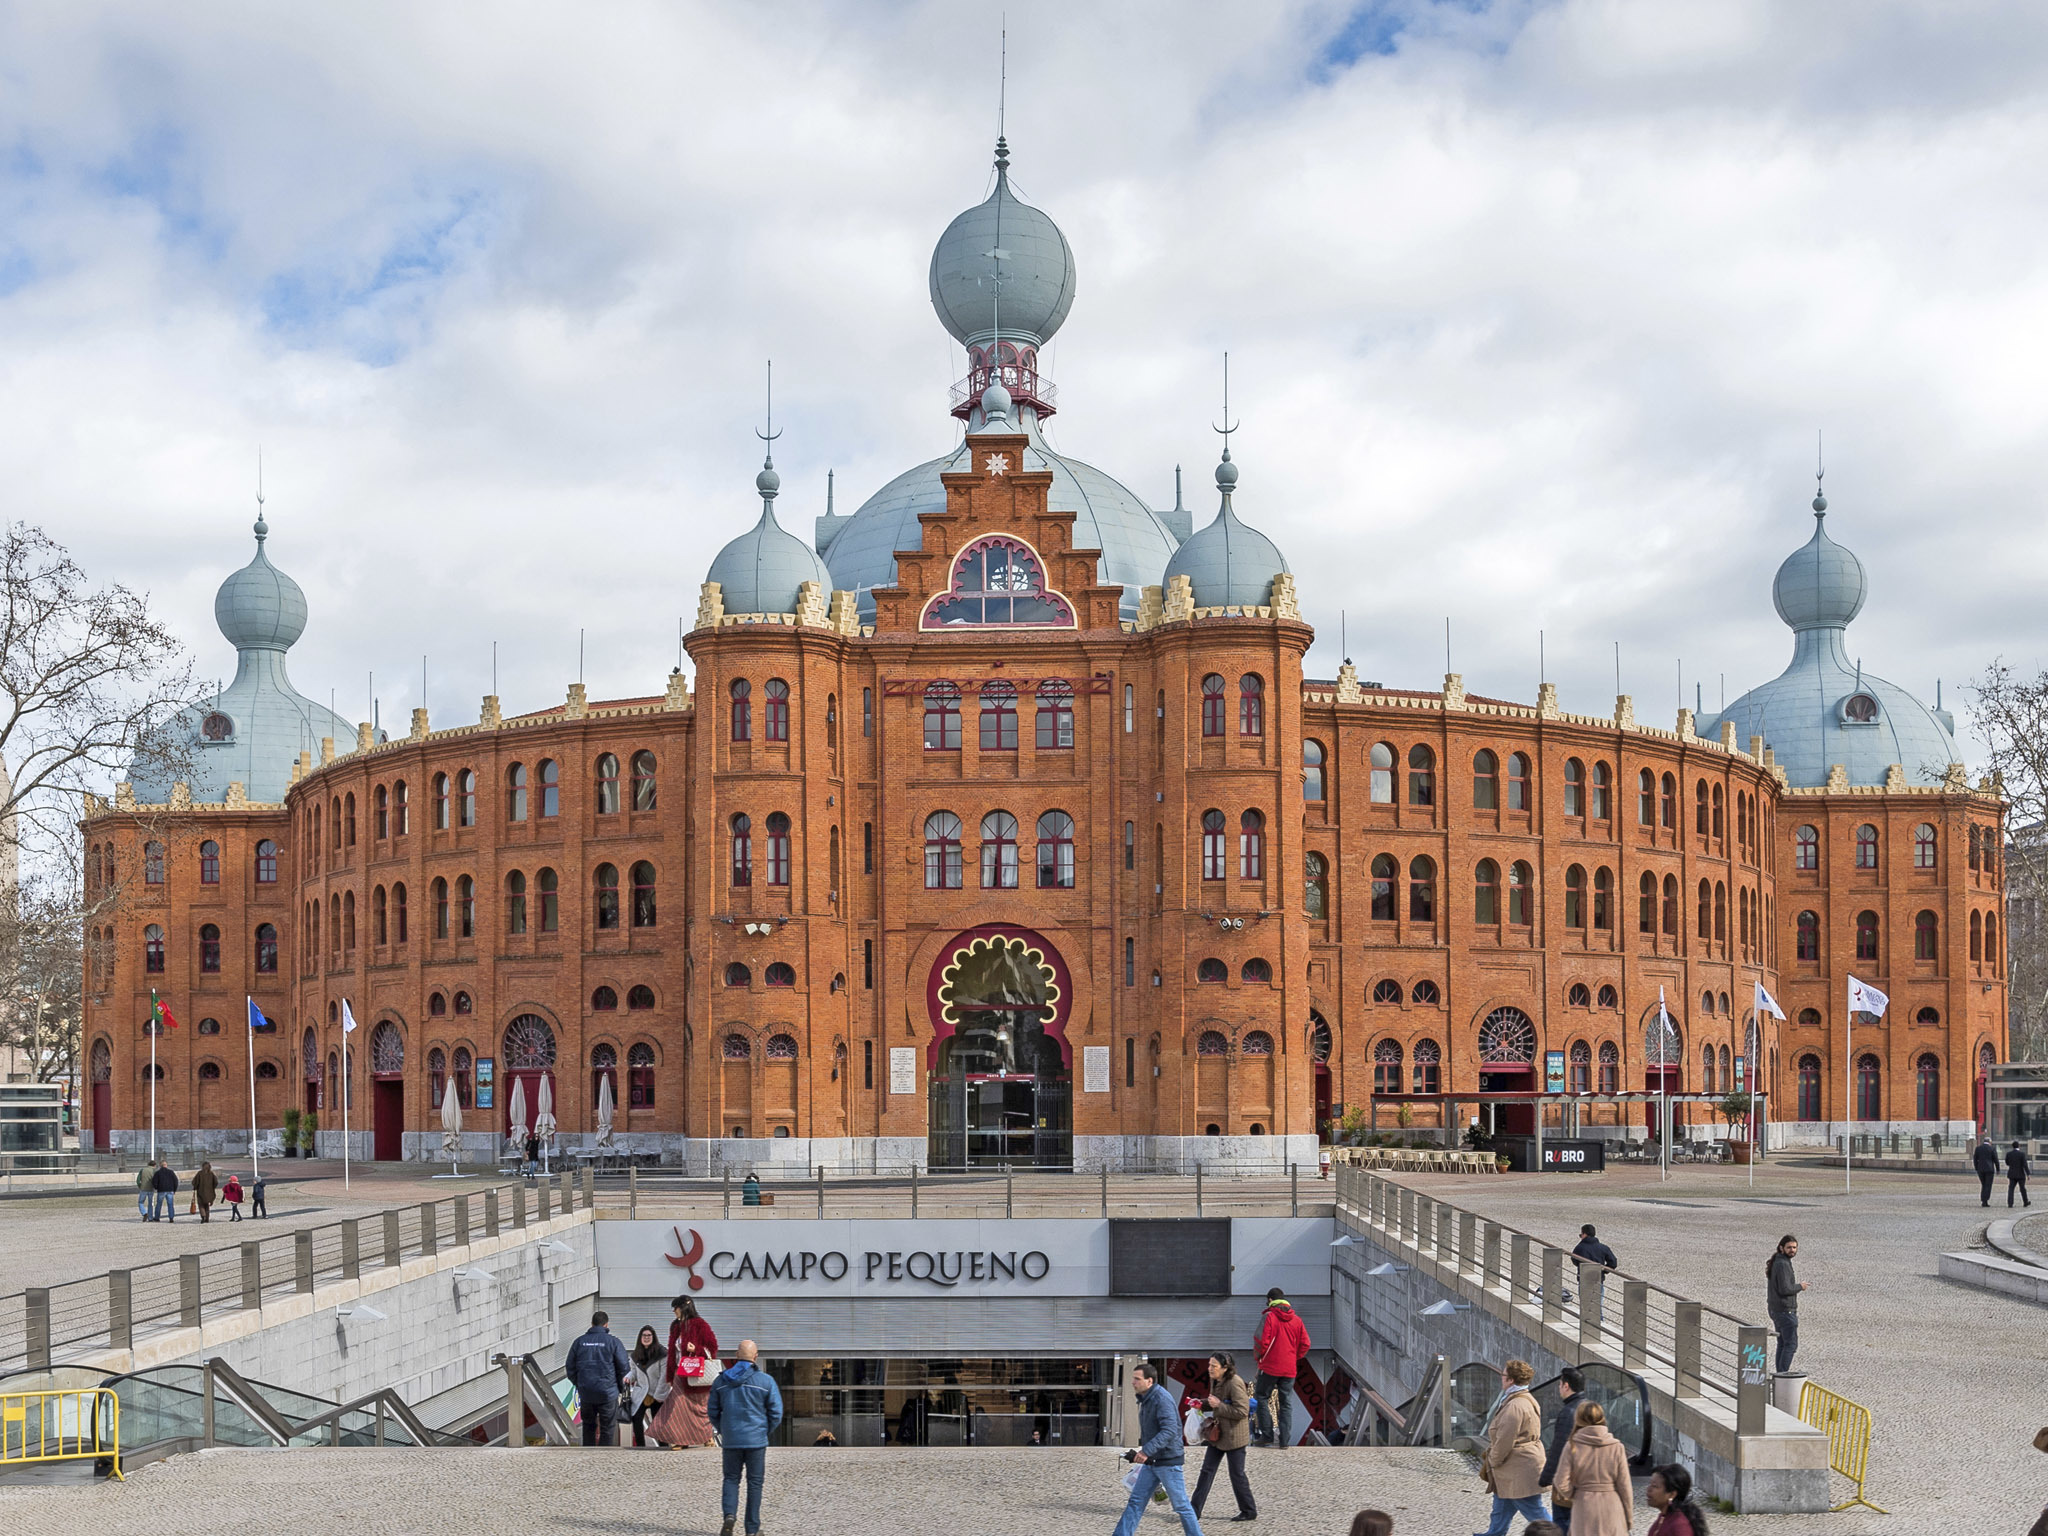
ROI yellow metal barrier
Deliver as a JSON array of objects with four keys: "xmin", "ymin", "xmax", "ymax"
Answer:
[
  {"xmin": 1796, "ymin": 1379, "xmax": 1883, "ymax": 1514},
  {"xmin": 0, "ymin": 1388, "xmax": 122, "ymax": 1481}
]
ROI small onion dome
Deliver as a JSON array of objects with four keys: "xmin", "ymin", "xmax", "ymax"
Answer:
[
  {"xmin": 1159, "ymin": 450, "xmax": 1290, "ymax": 609},
  {"xmin": 213, "ymin": 515, "xmax": 308, "ymax": 650},
  {"xmin": 706, "ymin": 456, "xmax": 832, "ymax": 615},
  {"xmin": 928, "ymin": 137, "xmax": 1076, "ymax": 348},
  {"xmin": 1771, "ymin": 498, "xmax": 1867, "ymax": 631}
]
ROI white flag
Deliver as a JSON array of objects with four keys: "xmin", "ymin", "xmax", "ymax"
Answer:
[
  {"xmin": 1755, "ymin": 981, "xmax": 1786, "ymax": 1021},
  {"xmin": 1654, "ymin": 986, "xmax": 1671, "ymax": 1065},
  {"xmin": 341, "ymin": 999, "xmax": 359, "ymax": 1034},
  {"xmin": 1846, "ymin": 975, "xmax": 1889, "ymax": 1020}
]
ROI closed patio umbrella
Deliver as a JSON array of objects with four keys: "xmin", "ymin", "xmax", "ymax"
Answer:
[
  {"xmin": 440, "ymin": 1071, "xmax": 464, "ymax": 1174},
  {"xmin": 594, "ymin": 1071, "xmax": 616, "ymax": 1150},
  {"xmin": 535, "ymin": 1072, "xmax": 557, "ymax": 1176},
  {"xmin": 506, "ymin": 1076, "xmax": 529, "ymax": 1159}
]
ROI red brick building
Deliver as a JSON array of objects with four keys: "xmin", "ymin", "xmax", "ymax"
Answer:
[{"xmin": 80, "ymin": 143, "xmax": 2005, "ymax": 1167}]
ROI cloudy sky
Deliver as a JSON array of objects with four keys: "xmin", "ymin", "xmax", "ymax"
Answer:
[{"xmin": 5, "ymin": 0, "xmax": 2045, "ymax": 752}]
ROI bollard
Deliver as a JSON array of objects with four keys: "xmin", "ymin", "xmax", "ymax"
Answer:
[
  {"xmin": 241, "ymin": 1243, "xmax": 262, "ymax": 1310},
  {"xmin": 1482, "ymin": 1222, "xmax": 1502, "ymax": 1290},
  {"xmin": 538, "ymin": 1180, "xmax": 552, "ymax": 1222},
  {"xmin": 384, "ymin": 1210, "xmax": 402, "ymax": 1266},
  {"xmin": 1436, "ymin": 1200, "xmax": 1455, "ymax": 1265},
  {"xmin": 455, "ymin": 1194, "xmax": 471, "ymax": 1249},
  {"xmin": 24, "ymin": 1288, "xmax": 50, "ymax": 1369},
  {"xmin": 181, "ymin": 1254, "xmax": 202, "ymax": 1328},
  {"xmin": 109, "ymin": 1270, "xmax": 133, "ymax": 1350},
  {"xmin": 342, "ymin": 1219, "xmax": 361, "ymax": 1280},
  {"xmin": 1674, "ymin": 1301, "xmax": 1703, "ymax": 1398},
  {"xmin": 1540, "ymin": 1248, "xmax": 1564, "ymax": 1326},
  {"xmin": 723, "ymin": 1169, "xmax": 731, "ymax": 1219},
  {"xmin": 819, "ymin": 1166, "xmax": 827, "ymax": 1219},
  {"xmin": 1577, "ymin": 1262, "xmax": 1603, "ymax": 1349},
  {"xmin": 560, "ymin": 1168, "xmax": 573, "ymax": 1213},
  {"xmin": 420, "ymin": 1202, "xmax": 438, "ymax": 1257},
  {"xmin": 1736, "ymin": 1323, "xmax": 1769, "ymax": 1436},
  {"xmin": 1509, "ymin": 1232, "xmax": 1530, "ymax": 1304},
  {"xmin": 487, "ymin": 1187, "xmax": 501, "ymax": 1238},
  {"xmin": 628, "ymin": 1166, "xmax": 638, "ymax": 1222},
  {"xmin": 513, "ymin": 1182, "xmax": 528, "ymax": 1229},
  {"xmin": 1459, "ymin": 1211, "xmax": 1477, "ymax": 1275},
  {"xmin": 296, "ymin": 1229, "xmax": 315, "ymax": 1294},
  {"xmin": 1291, "ymin": 1162, "xmax": 1299, "ymax": 1217},
  {"xmin": 1195, "ymin": 1163, "xmax": 1203, "ymax": 1216},
  {"xmin": 1100, "ymin": 1167, "xmax": 1109, "ymax": 1218},
  {"xmin": 1622, "ymin": 1280, "xmax": 1649, "ymax": 1369},
  {"xmin": 910, "ymin": 1167, "xmax": 919, "ymax": 1218},
  {"xmin": 582, "ymin": 1164, "xmax": 594, "ymax": 1208}
]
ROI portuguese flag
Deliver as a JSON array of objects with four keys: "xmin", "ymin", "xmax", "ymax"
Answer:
[{"xmin": 150, "ymin": 989, "xmax": 179, "ymax": 1032}]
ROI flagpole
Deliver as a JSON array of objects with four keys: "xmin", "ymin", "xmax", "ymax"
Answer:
[
  {"xmin": 247, "ymin": 998, "xmax": 260, "ymax": 1185},
  {"xmin": 149, "ymin": 1019, "xmax": 157, "ymax": 1162},
  {"xmin": 1844, "ymin": 984, "xmax": 1852, "ymax": 1196},
  {"xmin": 343, "ymin": 1032, "xmax": 351, "ymax": 1190}
]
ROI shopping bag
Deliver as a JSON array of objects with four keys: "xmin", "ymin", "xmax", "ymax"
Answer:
[
  {"xmin": 681, "ymin": 1354, "xmax": 719, "ymax": 1381},
  {"xmin": 1182, "ymin": 1405, "xmax": 1209, "ymax": 1445},
  {"xmin": 1121, "ymin": 1464, "xmax": 1145, "ymax": 1494}
]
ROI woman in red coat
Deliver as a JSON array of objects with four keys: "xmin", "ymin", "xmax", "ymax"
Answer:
[{"xmin": 649, "ymin": 1296, "xmax": 718, "ymax": 1447}]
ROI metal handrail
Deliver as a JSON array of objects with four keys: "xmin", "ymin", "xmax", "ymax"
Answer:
[{"xmin": 521, "ymin": 1355, "xmax": 578, "ymax": 1446}]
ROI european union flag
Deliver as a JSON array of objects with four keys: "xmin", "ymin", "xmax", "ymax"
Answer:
[{"xmin": 248, "ymin": 998, "xmax": 276, "ymax": 1032}]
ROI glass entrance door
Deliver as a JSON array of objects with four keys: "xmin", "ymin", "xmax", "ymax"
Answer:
[{"xmin": 927, "ymin": 939, "xmax": 1071, "ymax": 1169}]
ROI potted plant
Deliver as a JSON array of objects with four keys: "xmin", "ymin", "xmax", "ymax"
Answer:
[
  {"xmin": 301, "ymin": 1110, "xmax": 319, "ymax": 1160},
  {"xmin": 1340, "ymin": 1104, "xmax": 1369, "ymax": 1146},
  {"xmin": 1395, "ymin": 1101, "xmax": 1415, "ymax": 1148},
  {"xmin": 1716, "ymin": 1093, "xmax": 1754, "ymax": 1164},
  {"xmin": 281, "ymin": 1107, "xmax": 301, "ymax": 1158}
]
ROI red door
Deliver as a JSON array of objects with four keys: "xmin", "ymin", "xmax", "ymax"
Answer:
[
  {"xmin": 1313, "ymin": 1065, "xmax": 1332, "ymax": 1141},
  {"xmin": 1646, "ymin": 1066, "xmax": 1681, "ymax": 1140},
  {"xmin": 91, "ymin": 1082, "xmax": 111, "ymax": 1153},
  {"xmin": 372, "ymin": 1078, "xmax": 404, "ymax": 1161},
  {"xmin": 508, "ymin": 1071, "xmax": 554, "ymax": 1141}
]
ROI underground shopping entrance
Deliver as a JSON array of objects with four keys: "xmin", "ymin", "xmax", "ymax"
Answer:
[{"xmin": 927, "ymin": 927, "xmax": 1072, "ymax": 1170}]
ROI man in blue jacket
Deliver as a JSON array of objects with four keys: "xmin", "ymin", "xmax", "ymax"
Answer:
[
  {"xmin": 708, "ymin": 1339, "xmax": 783, "ymax": 1536},
  {"xmin": 1113, "ymin": 1361, "xmax": 1205, "ymax": 1536},
  {"xmin": 566, "ymin": 1311, "xmax": 633, "ymax": 1447}
]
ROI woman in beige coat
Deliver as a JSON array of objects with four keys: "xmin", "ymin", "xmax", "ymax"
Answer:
[
  {"xmin": 1477, "ymin": 1359, "xmax": 1548, "ymax": 1535},
  {"xmin": 1553, "ymin": 1401, "xmax": 1633, "ymax": 1536}
]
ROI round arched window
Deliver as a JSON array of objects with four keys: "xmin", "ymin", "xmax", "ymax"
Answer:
[{"xmin": 503, "ymin": 1015, "xmax": 557, "ymax": 1070}]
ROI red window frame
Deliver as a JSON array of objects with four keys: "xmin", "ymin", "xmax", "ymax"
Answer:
[
  {"xmin": 766, "ymin": 813, "xmax": 791, "ymax": 886},
  {"xmin": 1201, "ymin": 809, "xmax": 1226, "ymax": 880},
  {"xmin": 764, "ymin": 680, "xmax": 790, "ymax": 742},
  {"xmin": 1239, "ymin": 674, "xmax": 1264, "ymax": 737},
  {"xmin": 730, "ymin": 680, "xmax": 751, "ymax": 741},
  {"xmin": 1200, "ymin": 674, "xmax": 1225, "ymax": 737}
]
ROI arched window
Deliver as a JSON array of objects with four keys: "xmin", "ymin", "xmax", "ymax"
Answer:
[
  {"xmin": 723, "ymin": 1032, "xmax": 752, "ymax": 1061},
  {"xmin": 374, "ymin": 786, "xmax": 390, "ymax": 840},
  {"xmin": 1917, "ymin": 1005, "xmax": 1941, "ymax": 1026},
  {"xmin": 343, "ymin": 890, "xmax": 356, "ymax": 950},
  {"xmin": 143, "ymin": 841, "xmax": 166, "ymax": 884},
  {"xmin": 1038, "ymin": 680, "xmax": 1076, "ymax": 749},
  {"xmin": 1915, "ymin": 909, "xmax": 1938, "ymax": 961},
  {"xmin": 1662, "ymin": 873, "xmax": 1679, "ymax": 935},
  {"xmin": 1855, "ymin": 824, "xmax": 1879, "ymax": 870},
  {"xmin": 1794, "ymin": 824, "xmax": 1819, "ymax": 871},
  {"xmin": 980, "ymin": 811, "xmax": 1019, "ymax": 889},
  {"xmin": 1591, "ymin": 762, "xmax": 1611, "ymax": 820},
  {"xmin": 536, "ymin": 869, "xmax": 558, "ymax": 933},
  {"xmin": 631, "ymin": 861, "xmax": 657, "ymax": 927},
  {"xmin": 198, "ymin": 923, "xmax": 221, "ymax": 973},
  {"xmin": 730, "ymin": 679, "xmax": 752, "ymax": 741},
  {"xmin": 1038, "ymin": 810, "xmax": 1076, "ymax": 888},
  {"xmin": 591, "ymin": 1043, "xmax": 618, "ymax": 1108},
  {"xmin": 595, "ymin": 755, "xmax": 620, "ymax": 815},
  {"xmin": 1856, "ymin": 909, "xmax": 1879, "ymax": 962},
  {"xmin": 390, "ymin": 779, "xmax": 409, "ymax": 835},
  {"xmin": 1373, "ymin": 1040, "xmax": 1403, "ymax": 1095},
  {"xmin": 1638, "ymin": 768, "xmax": 1656, "ymax": 825},
  {"xmin": 1239, "ymin": 674, "xmax": 1264, "ymax": 737},
  {"xmin": 1508, "ymin": 862, "xmax": 1533, "ymax": 925},
  {"xmin": 1413, "ymin": 979, "xmax": 1440, "ymax": 1004},
  {"xmin": 1698, "ymin": 879, "xmax": 1713, "ymax": 941},
  {"xmin": 1660, "ymin": 773, "xmax": 1677, "ymax": 828},
  {"xmin": 1797, "ymin": 909, "xmax": 1820, "ymax": 961},
  {"xmin": 1409, "ymin": 856, "xmax": 1436, "ymax": 922},
  {"xmin": 1970, "ymin": 824, "xmax": 1982, "ymax": 869},
  {"xmin": 139, "ymin": 923, "xmax": 166, "ymax": 975},
  {"xmin": 195, "ymin": 1060, "xmax": 222, "ymax": 1081},
  {"xmin": 631, "ymin": 750, "xmax": 658, "ymax": 810},
  {"xmin": 1200, "ymin": 674, "xmax": 1226, "ymax": 737},
  {"xmin": 1239, "ymin": 809, "xmax": 1265, "ymax": 879},
  {"xmin": 429, "ymin": 1047, "xmax": 447, "ymax": 1108},
  {"xmin": 330, "ymin": 798, "xmax": 342, "ymax": 849},
  {"xmin": 1639, "ymin": 871, "xmax": 1657, "ymax": 933},
  {"xmin": 1242, "ymin": 1029, "xmax": 1274, "ymax": 1056},
  {"xmin": 1986, "ymin": 912, "xmax": 1999, "ymax": 968},
  {"xmin": 1598, "ymin": 1040, "xmax": 1619, "ymax": 1093},
  {"xmin": 765, "ymin": 963, "xmax": 796, "ymax": 988},
  {"xmin": 455, "ymin": 875, "xmax": 475, "ymax": 938},
  {"xmin": 1479, "ymin": 1007, "xmax": 1538, "ymax": 1065},
  {"xmin": 1569, "ymin": 1039, "xmax": 1592, "ymax": 1094},
  {"xmin": 1694, "ymin": 780, "xmax": 1710, "ymax": 835},
  {"xmin": 1563, "ymin": 758, "xmax": 1584, "ymax": 817},
  {"xmin": 1506, "ymin": 752, "xmax": 1531, "ymax": 811},
  {"xmin": 507, "ymin": 764, "xmax": 527, "ymax": 821},
  {"xmin": 1970, "ymin": 909, "xmax": 1983, "ymax": 960},
  {"xmin": 594, "ymin": 864, "xmax": 620, "ymax": 930},
  {"xmin": 1305, "ymin": 852, "xmax": 1328, "ymax": 919},
  {"xmin": 1593, "ymin": 867, "xmax": 1612, "ymax": 930},
  {"xmin": 1370, "ymin": 743, "xmax": 1395, "ymax": 803},
  {"xmin": 1370, "ymin": 854, "xmax": 1397, "ymax": 921},
  {"xmin": 1567, "ymin": 982, "xmax": 1592, "ymax": 1007},
  {"xmin": 925, "ymin": 812, "xmax": 963, "ymax": 889},
  {"xmin": 538, "ymin": 759, "xmax": 559, "ymax": 818},
  {"xmin": 1711, "ymin": 783, "xmax": 1724, "ymax": 839},
  {"xmin": 1407, "ymin": 745, "xmax": 1435, "ymax": 806},
  {"xmin": 923, "ymin": 533, "xmax": 1074, "ymax": 626},
  {"xmin": 389, "ymin": 882, "xmax": 407, "ymax": 943},
  {"xmin": 763, "ymin": 680, "xmax": 790, "ymax": 742},
  {"xmin": 507, "ymin": 871, "xmax": 527, "ymax": 934},
  {"xmin": 924, "ymin": 682, "xmax": 962, "ymax": 750},
  {"xmin": 1474, "ymin": 859, "xmax": 1500, "ymax": 924},
  {"xmin": 1856, "ymin": 1054, "xmax": 1882, "ymax": 1120},
  {"xmin": 1914, "ymin": 823, "xmax": 1937, "ymax": 869},
  {"xmin": 373, "ymin": 885, "xmax": 388, "ymax": 945},
  {"xmin": 504, "ymin": 1015, "xmax": 557, "ymax": 1072},
  {"xmin": 1916, "ymin": 1053, "xmax": 1941, "ymax": 1120},
  {"xmin": 766, "ymin": 813, "xmax": 791, "ymax": 886},
  {"xmin": 1715, "ymin": 882, "xmax": 1728, "ymax": 944},
  {"xmin": 1472, "ymin": 749, "xmax": 1499, "ymax": 809},
  {"xmin": 1373, "ymin": 978, "xmax": 1404, "ymax": 1004},
  {"xmin": 979, "ymin": 682, "xmax": 1018, "ymax": 750},
  {"xmin": 1598, "ymin": 984, "xmax": 1618, "ymax": 1009},
  {"xmin": 1308, "ymin": 1017, "xmax": 1332, "ymax": 1063},
  {"xmin": 1197, "ymin": 958, "xmax": 1227, "ymax": 983},
  {"xmin": 1304, "ymin": 740, "xmax": 1326, "ymax": 802},
  {"xmin": 629, "ymin": 1042, "xmax": 656, "ymax": 1107},
  {"xmin": 1242, "ymin": 958, "xmax": 1272, "ymax": 984},
  {"xmin": 254, "ymin": 923, "xmax": 278, "ymax": 973},
  {"xmin": 725, "ymin": 962, "xmax": 752, "ymax": 990},
  {"xmin": 1201, "ymin": 809, "xmax": 1227, "ymax": 880},
  {"xmin": 1412, "ymin": 1038, "xmax": 1442, "ymax": 1094},
  {"xmin": 592, "ymin": 986, "xmax": 618, "ymax": 1011},
  {"xmin": 1796, "ymin": 1054, "xmax": 1822, "ymax": 1120},
  {"xmin": 1197, "ymin": 1029, "xmax": 1228, "ymax": 1052},
  {"xmin": 730, "ymin": 814, "xmax": 752, "ymax": 886},
  {"xmin": 1564, "ymin": 865, "xmax": 1586, "ymax": 928},
  {"xmin": 255, "ymin": 839, "xmax": 278, "ymax": 883},
  {"xmin": 455, "ymin": 769, "xmax": 476, "ymax": 827}
]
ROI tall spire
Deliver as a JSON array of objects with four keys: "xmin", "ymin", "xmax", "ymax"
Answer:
[
  {"xmin": 1212, "ymin": 351, "xmax": 1239, "ymax": 499},
  {"xmin": 754, "ymin": 360, "xmax": 781, "ymax": 511},
  {"xmin": 1812, "ymin": 429, "xmax": 1827, "ymax": 518},
  {"xmin": 254, "ymin": 447, "xmax": 268, "ymax": 544}
]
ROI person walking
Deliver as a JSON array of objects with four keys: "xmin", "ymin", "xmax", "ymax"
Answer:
[
  {"xmin": 2009, "ymin": 1141, "xmax": 2034, "ymax": 1208},
  {"xmin": 193, "ymin": 1160, "xmax": 219, "ymax": 1223},
  {"xmin": 1111, "ymin": 1361, "xmax": 1205, "ymax": 1536},
  {"xmin": 524, "ymin": 1131, "xmax": 540, "ymax": 1178},
  {"xmin": 1550, "ymin": 1402, "xmax": 1631, "ymax": 1536},
  {"xmin": 708, "ymin": 1339, "xmax": 783, "ymax": 1536},
  {"xmin": 223, "ymin": 1172, "xmax": 245, "ymax": 1221},
  {"xmin": 1645, "ymin": 1464, "xmax": 1710, "ymax": 1536},
  {"xmin": 1474, "ymin": 1359, "xmax": 1548, "ymax": 1536},
  {"xmin": 628, "ymin": 1325, "xmax": 667, "ymax": 1447},
  {"xmin": 1189, "ymin": 1352, "xmax": 1256, "ymax": 1524},
  {"xmin": 1975, "ymin": 1135, "xmax": 2002, "ymax": 1206},
  {"xmin": 1766, "ymin": 1235, "xmax": 1808, "ymax": 1375},
  {"xmin": 136, "ymin": 1159, "xmax": 156, "ymax": 1220},
  {"xmin": 566, "ymin": 1311, "xmax": 633, "ymax": 1447},
  {"xmin": 1538, "ymin": 1367, "xmax": 1584, "ymax": 1532},
  {"xmin": 250, "ymin": 1172, "xmax": 268, "ymax": 1218},
  {"xmin": 1250, "ymin": 1287, "xmax": 1310, "ymax": 1449},
  {"xmin": 650, "ymin": 1295, "xmax": 719, "ymax": 1447},
  {"xmin": 151, "ymin": 1159, "xmax": 179, "ymax": 1222}
]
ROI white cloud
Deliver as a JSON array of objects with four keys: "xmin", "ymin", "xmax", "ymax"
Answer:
[{"xmin": 3, "ymin": 0, "xmax": 2044, "ymax": 749}]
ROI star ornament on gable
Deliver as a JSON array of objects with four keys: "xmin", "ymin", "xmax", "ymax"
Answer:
[{"xmin": 986, "ymin": 453, "xmax": 1010, "ymax": 476}]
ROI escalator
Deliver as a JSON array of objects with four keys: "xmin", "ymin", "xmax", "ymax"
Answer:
[{"xmin": 1343, "ymin": 1356, "xmax": 1650, "ymax": 1463}]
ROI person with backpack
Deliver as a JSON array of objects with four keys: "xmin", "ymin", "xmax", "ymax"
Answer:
[
  {"xmin": 1766, "ymin": 1235, "xmax": 1808, "ymax": 1374},
  {"xmin": 708, "ymin": 1340, "xmax": 783, "ymax": 1536},
  {"xmin": 1251, "ymin": 1286, "xmax": 1310, "ymax": 1449}
]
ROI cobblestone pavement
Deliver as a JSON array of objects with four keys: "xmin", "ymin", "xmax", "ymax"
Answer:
[
  {"xmin": 2, "ymin": 1445, "xmax": 1475, "ymax": 1536},
  {"xmin": 1402, "ymin": 1158, "xmax": 2048, "ymax": 1533}
]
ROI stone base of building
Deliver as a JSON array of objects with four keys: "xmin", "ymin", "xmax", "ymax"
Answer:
[
  {"xmin": 1074, "ymin": 1134, "xmax": 1322, "ymax": 1173},
  {"xmin": 1766, "ymin": 1118, "xmax": 1977, "ymax": 1149}
]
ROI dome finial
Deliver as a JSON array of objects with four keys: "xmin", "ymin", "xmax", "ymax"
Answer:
[
  {"xmin": 1212, "ymin": 351, "xmax": 1240, "ymax": 494},
  {"xmin": 994, "ymin": 19, "xmax": 1008, "ymax": 178},
  {"xmin": 755, "ymin": 360, "xmax": 781, "ymax": 500},
  {"xmin": 1812, "ymin": 428, "xmax": 1827, "ymax": 515},
  {"xmin": 254, "ymin": 447, "xmax": 268, "ymax": 545}
]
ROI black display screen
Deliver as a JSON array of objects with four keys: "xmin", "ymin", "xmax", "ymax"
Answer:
[{"xmin": 1108, "ymin": 1218, "xmax": 1232, "ymax": 1296}]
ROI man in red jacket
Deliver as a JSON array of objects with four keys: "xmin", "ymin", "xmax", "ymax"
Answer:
[{"xmin": 1252, "ymin": 1286, "xmax": 1311, "ymax": 1449}]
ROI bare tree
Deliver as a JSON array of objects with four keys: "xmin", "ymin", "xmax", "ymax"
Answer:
[
  {"xmin": 1965, "ymin": 658, "xmax": 2048, "ymax": 1060},
  {"xmin": 0, "ymin": 866, "xmax": 84, "ymax": 1084}
]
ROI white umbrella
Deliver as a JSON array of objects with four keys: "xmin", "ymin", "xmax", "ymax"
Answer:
[
  {"xmin": 440, "ymin": 1073, "xmax": 464, "ymax": 1172},
  {"xmin": 594, "ymin": 1071, "xmax": 616, "ymax": 1150},
  {"xmin": 506, "ymin": 1076, "xmax": 529, "ymax": 1158},
  {"xmin": 534, "ymin": 1072, "xmax": 557, "ymax": 1175}
]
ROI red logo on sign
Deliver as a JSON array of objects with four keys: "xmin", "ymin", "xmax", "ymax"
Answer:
[{"xmin": 665, "ymin": 1225, "xmax": 706, "ymax": 1290}]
